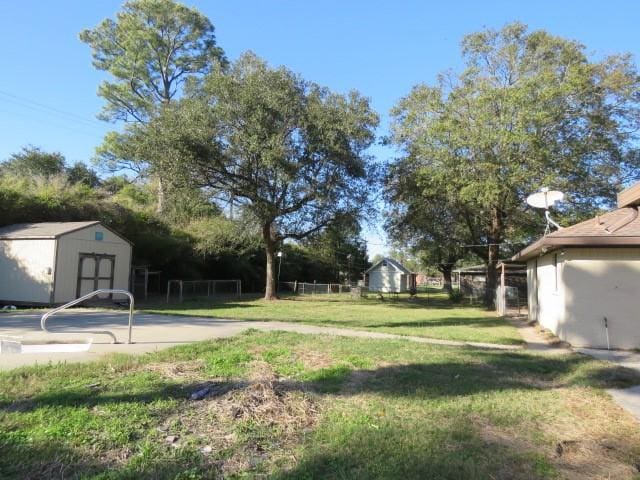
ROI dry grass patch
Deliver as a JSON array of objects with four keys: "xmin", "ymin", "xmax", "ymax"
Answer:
[
  {"xmin": 144, "ymin": 359, "xmax": 205, "ymax": 379},
  {"xmin": 474, "ymin": 386, "xmax": 640, "ymax": 480},
  {"xmin": 294, "ymin": 350, "xmax": 335, "ymax": 370},
  {"xmin": 544, "ymin": 387, "xmax": 640, "ymax": 479},
  {"xmin": 5, "ymin": 331, "xmax": 640, "ymax": 479},
  {"xmin": 159, "ymin": 361, "xmax": 320, "ymax": 476}
]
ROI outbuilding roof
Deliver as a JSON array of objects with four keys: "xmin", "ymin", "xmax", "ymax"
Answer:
[
  {"xmin": 365, "ymin": 257, "xmax": 412, "ymax": 274},
  {"xmin": 0, "ymin": 221, "xmax": 101, "ymax": 240},
  {"xmin": 454, "ymin": 263, "xmax": 526, "ymax": 274},
  {"xmin": 511, "ymin": 206, "xmax": 640, "ymax": 262}
]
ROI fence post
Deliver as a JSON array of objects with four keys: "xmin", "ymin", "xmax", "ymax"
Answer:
[
  {"xmin": 166, "ymin": 281, "xmax": 171, "ymax": 303},
  {"xmin": 238, "ymin": 280, "xmax": 242, "ymax": 296},
  {"xmin": 294, "ymin": 280, "xmax": 298, "ymax": 294},
  {"xmin": 179, "ymin": 280, "xmax": 183, "ymax": 303},
  {"xmin": 328, "ymin": 283, "xmax": 330, "ymax": 294}
]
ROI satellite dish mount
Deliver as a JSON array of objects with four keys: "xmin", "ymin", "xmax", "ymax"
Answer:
[{"xmin": 526, "ymin": 188, "xmax": 564, "ymax": 235}]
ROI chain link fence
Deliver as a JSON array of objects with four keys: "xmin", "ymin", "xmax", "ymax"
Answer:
[
  {"xmin": 279, "ymin": 281, "xmax": 356, "ymax": 295},
  {"xmin": 166, "ymin": 279, "xmax": 242, "ymax": 302}
]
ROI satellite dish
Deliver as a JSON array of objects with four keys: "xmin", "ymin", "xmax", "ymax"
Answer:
[
  {"xmin": 526, "ymin": 187, "xmax": 564, "ymax": 234},
  {"xmin": 526, "ymin": 188, "xmax": 564, "ymax": 209}
]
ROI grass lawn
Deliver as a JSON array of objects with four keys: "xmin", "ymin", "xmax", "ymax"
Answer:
[
  {"xmin": 142, "ymin": 291, "xmax": 524, "ymax": 345},
  {"xmin": 2, "ymin": 331, "xmax": 640, "ymax": 479}
]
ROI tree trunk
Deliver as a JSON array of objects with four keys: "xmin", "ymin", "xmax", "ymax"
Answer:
[
  {"xmin": 263, "ymin": 223, "xmax": 277, "ymax": 300},
  {"xmin": 441, "ymin": 266, "xmax": 453, "ymax": 294},
  {"xmin": 484, "ymin": 207, "xmax": 503, "ymax": 309},
  {"xmin": 485, "ymin": 244, "xmax": 499, "ymax": 309},
  {"xmin": 156, "ymin": 176, "xmax": 165, "ymax": 214}
]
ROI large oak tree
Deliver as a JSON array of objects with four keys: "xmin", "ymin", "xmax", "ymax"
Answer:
[
  {"xmin": 127, "ymin": 53, "xmax": 378, "ymax": 299},
  {"xmin": 389, "ymin": 22, "xmax": 640, "ymax": 306}
]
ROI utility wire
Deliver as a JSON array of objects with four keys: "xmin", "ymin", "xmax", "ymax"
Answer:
[
  {"xmin": 0, "ymin": 89, "xmax": 105, "ymax": 130},
  {"xmin": 0, "ymin": 107, "xmax": 104, "ymax": 140}
]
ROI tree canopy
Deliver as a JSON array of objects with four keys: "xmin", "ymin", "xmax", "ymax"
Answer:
[
  {"xmin": 389, "ymin": 22, "xmax": 640, "ymax": 305},
  {"xmin": 81, "ymin": 0, "xmax": 227, "ymax": 211},
  {"xmin": 385, "ymin": 168, "xmax": 477, "ymax": 292},
  {"xmin": 125, "ymin": 53, "xmax": 379, "ymax": 298},
  {"xmin": 80, "ymin": 0, "xmax": 226, "ymax": 123},
  {"xmin": 1, "ymin": 146, "xmax": 66, "ymax": 177}
]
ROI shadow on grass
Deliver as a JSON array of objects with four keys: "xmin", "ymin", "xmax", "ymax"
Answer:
[
  {"xmin": 2, "ymin": 346, "xmax": 639, "ymax": 480},
  {"xmin": 273, "ymin": 422, "xmax": 550, "ymax": 480},
  {"xmin": 141, "ymin": 293, "xmax": 464, "ymax": 312},
  {"xmin": 3, "ymin": 350, "xmax": 638, "ymax": 414},
  {"xmin": 0, "ymin": 433, "xmax": 213, "ymax": 480},
  {"xmin": 0, "ymin": 438, "xmax": 108, "ymax": 480},
  {"xmin": 365, "ymin": 316, "xmax": 512, "ymax": 329}
]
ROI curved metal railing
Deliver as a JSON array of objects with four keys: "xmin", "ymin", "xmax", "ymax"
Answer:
[{"xmin": 41, "ymin": 289, "xmax": 135, "ymax": 344}]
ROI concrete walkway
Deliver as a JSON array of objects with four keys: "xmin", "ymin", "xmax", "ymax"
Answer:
[
  {"xmin": 572, "ymin": 348, "xmax": 640, "ymax": 421},
  {"xmin": 506, "ymin": 316, "xmax": 571, "ymax": 355},
  {"xmin": 0, "ymin": 310, "xmax": 522, "ymax": 370},
  {"xmin": 508, "ymin": 316, "xmax": 640, "ymax": 421}
]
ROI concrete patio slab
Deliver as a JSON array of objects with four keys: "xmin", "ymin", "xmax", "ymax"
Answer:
[
  {"xmin": 0, "ymin": 309, "xmax": 522, "ymax": 370},
  {"xmin": 575, "ymin": 348, "xmax": 640, "ymax": 371},
  {"xmin": 607, "ymin": 385, "xmax": 640, "ymax": 421}
]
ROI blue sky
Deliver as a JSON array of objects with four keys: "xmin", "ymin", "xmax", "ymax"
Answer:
[{"xmin": 0, "ymin": 1, "xmax": 638, "ymax": 257}]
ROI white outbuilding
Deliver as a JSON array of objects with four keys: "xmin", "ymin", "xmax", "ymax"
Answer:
[
  {"xmin": 511, "ymin": 182, "xmax": 640, "ymax": 349},
  {"xmin": 365, "ymin": 257, "xmax": 415, "ymax": 293},
  {"xmin": 0, "ymin": 221, "xmax": 132, "ymax": 306}
]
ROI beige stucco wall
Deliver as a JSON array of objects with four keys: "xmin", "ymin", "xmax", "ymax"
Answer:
[
  {"xmin": 368, "ymin": 265, "xmax": 406, "ymax": 293},
  {"xmin": 527, "ymin": 259, "xmax": 538, "ymax": 321},
  {"xmin": 531, "ymin": 247, "xmax": 640, "ymax": 349},
  {"xmin": 53, "ymin": 224, "xmax": 132, "ymax": 303},
  {"xmin": 0, "ymin": 239, "xmax": 56, "ymax": 304},
  {"xmin": 533, "ymin": 252, "xmax": 566, "ymax": 337}
]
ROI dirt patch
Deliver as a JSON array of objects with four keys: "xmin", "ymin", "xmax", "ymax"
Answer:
[
  {"xmin": 295, "ymin": 350, "xmax": 334, "ymax": 370},
  {"xmin": 144, "ymin": 360, "xmax": 205, "ymax": 379},
  {"xmin": 342, "ymin": 369, "xmax": 376, "ymax": 393},
  {"xmin": 478, "ymin": 422, "xmax": 544, "ymax": 480},
  {"xmin": 160, "ymin": 361, "xmax": 319, "ymax": 476},
  {"xmin": 541, "ymin": 387, "xmax": 640, "ymax": 479},
  {"xmin": 478, "ymin": 387, "xmax": 640, "ymax": 480}
]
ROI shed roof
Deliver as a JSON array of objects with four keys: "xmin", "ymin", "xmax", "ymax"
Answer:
[
  {"xmin": 453, "ymin": 264, "xmax": 487, "ymax": 274},
  {"xmin": 511, "ymin": 206, "xmax": 640, "ymax": 262},
  {"xmin": 0, "ymin": 221, "xmax": 101, "ymax": 240},
  {"xmin": 453, "ymin": 263, "xmax": 526, "ymax": 274},
  {"xmin": 365, "ymin": 257, "xmax": 412, "ymax": 274}
]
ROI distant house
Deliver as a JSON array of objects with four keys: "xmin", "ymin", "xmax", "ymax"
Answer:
[
  {"xmin": 0, "ymin": 221, "xmax": 132, "ymax": 306},
  {"xmin": 365, "ymin": 257, "xmax": 416, "ymax": 293},
  {"xmin": 511, "ymin": 182, "xmax": 640, "ymax": 349}
]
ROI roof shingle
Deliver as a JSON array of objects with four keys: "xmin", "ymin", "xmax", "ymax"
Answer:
[{"xmin": 0, "ymin": 221, "xmax": 100, "ymax": 239}]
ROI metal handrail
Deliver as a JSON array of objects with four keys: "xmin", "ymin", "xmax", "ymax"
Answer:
[{"xmin": 41, "ymin": 289, "xmax": 135, "ymax": 344}]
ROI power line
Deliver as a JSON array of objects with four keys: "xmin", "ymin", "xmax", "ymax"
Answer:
[
  {"xmin": 0, "ymin": 107, "xmax": 104, "ymax": 141},
  {"xmin": 0, "ymin": 89, "xmax": 105, "ymax": 130},
  {"xmin": 0, "ymin": 107, "xmax": 106, "ymax": 143}
]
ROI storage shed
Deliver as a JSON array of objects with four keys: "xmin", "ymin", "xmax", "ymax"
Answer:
[
  {"xmin": 0, "ymin": 221, "xmax": 132, "ymax": 305},
  {"xmin": 511, "ymin": 182, "xmax": 640, "ymax": 349},
  {"xmin": 365, "ymin": 257, "xmax": 415, "ymax": 293}
]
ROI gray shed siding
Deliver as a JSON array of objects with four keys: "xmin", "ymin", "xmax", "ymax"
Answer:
[
  {"xmin": 0, "ymin": 239, "xmax": 56, "ymax": 303},
  {"xmin": 0, "ymin": 223, "xmax": 131, "ymax": 305},
  {"xmin": 367, "ymin": 265, "xmax": 407, "ymax": 293}
]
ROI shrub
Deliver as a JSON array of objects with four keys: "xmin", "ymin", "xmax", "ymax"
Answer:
[{"xmin": 448, "ymin": 289, "xmax": 464, "ymax": 303}]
